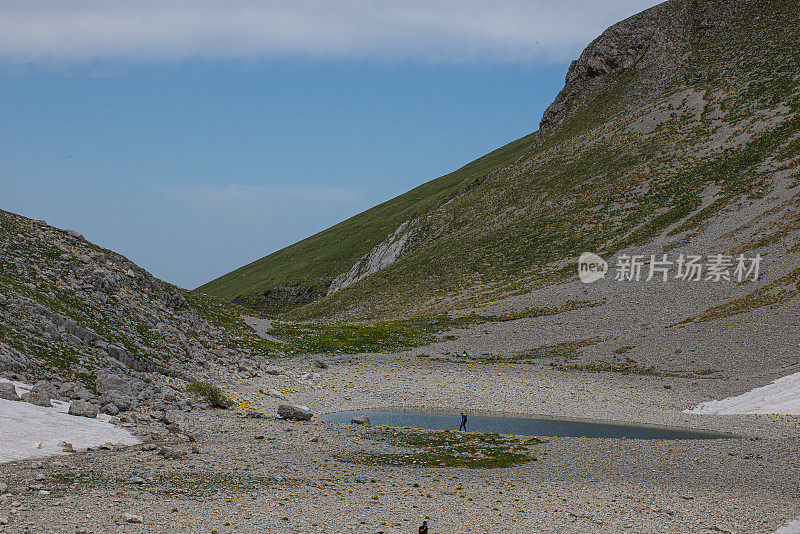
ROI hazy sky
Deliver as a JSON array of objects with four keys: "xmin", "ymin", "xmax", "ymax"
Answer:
[{"xmin": 0, "ymin": 0, "xmax": 661, "ymax": 288}]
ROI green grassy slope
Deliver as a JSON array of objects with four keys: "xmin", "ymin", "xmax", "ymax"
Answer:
[
  {"xmin": 198, "ymin": 0, "xmax": 800, "ymax": 321},
  {"xmin": 196, "ymin": 132, "xmax": 538, "ymax": 310}
]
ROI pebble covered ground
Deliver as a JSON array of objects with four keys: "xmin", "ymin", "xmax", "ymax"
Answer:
[{"xmin": 1, "ymin": 353, "xmax": 799, "ymax": 534}]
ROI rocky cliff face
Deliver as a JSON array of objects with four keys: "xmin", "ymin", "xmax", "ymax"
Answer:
[
  {"xmin": 538, "ymin": 2, "xmax": 674, "ymax": 136},
  {"xmin": 0, "ymin": 209, "xmax": 255, "ymax": 400},
  {"xmin": 327, "ymin": 220, "xmax": 416, "ymax": 295}
]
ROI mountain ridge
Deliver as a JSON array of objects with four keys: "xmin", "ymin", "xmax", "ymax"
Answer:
[{"xmin": 198, "ymin": 0, "xmax": 800, "ymax": 323}]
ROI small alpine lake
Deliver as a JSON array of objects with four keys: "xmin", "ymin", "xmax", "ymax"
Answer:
[{"xmin": 320, "ymin": 408, "xmax": 736, "ymax": 440}]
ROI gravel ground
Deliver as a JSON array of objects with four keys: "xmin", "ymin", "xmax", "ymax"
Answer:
[{"xmin": 1, "ymin": 350, "xmax": 799, "ymax": 534}]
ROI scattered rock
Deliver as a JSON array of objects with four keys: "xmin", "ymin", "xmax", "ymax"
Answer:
[
  {"xmin": 68, "ymin": 400, "xmax": 99, "ymax": 418},
  {"xmin": 312, "ymin": 359, "xmax": 328, "ymax": 369},
  {"xmin": 310, "ymin": 434, "xmax": 320, "ymax": 442},
  {"xmin": 66, "ymin": 229, "xmax": 86, "ymax": 241},
  {"xmin": 162, "ymin": 409, "xmax": 191, "ymax": 426},
  {"xmin": 126, "ymin": 476, "xmax": 146, "ymax": 485},
  {"xmin": 157, "ymin": 447, "xmax": 185, "ymax": 460},
  {"xmin": 277, "ymin": 404, "xmax": 313, "ymax": 421}
]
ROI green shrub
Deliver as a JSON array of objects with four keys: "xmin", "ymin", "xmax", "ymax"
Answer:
[{"xmin": 185, "ymin": 379, "xmax": 234, "ymax": 409}]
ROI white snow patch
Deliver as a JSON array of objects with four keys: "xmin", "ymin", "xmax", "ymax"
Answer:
[
  {"xmin": 685, "ymin": 371, "xmax": 800, "ymax": 415},
  {"xmin": 775, "ymin": 517, "xmax": 800, "ymax": 533},
  {"xmin": 0, "ymin": 378, "xmax": 141, "ymax": 463}
]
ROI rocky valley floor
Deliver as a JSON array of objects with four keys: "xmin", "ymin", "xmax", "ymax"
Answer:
[{"xmin": 1, "ymin": 352, "xmax": 799, "ymax": 534}]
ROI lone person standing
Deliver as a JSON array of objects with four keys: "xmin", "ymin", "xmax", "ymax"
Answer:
[
  {"xmin": 459, "ymin": 412, "xmax": 467, "ymax": 432},
  {"xmin": 419, "ymin": 520, "xmax": 428, "ymax": 534}
]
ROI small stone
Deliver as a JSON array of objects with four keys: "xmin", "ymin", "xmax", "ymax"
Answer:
[
  {"xmin": 157, "ymin": 447, "xmax": 185, "ymax": 460},
  {"xmin": 126, "ymin": 477, "xmax": 146, "ymax": 485},
  {"xmin": 310, "ymin": 434, "xmax": 320, "ymax": 442},
  {"xmin": 121, "ymin": 512, "xmax": 143, "ymax": 524},
  {"xmin": 312, "ymin": 359, "xmax": 328, "ymax": 369},
  {"xmin": 0, "ymin": 515, "xmax": 8, "ymax": 525}
]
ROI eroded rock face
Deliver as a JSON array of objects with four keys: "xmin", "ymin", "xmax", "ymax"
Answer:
[
  {"xmin": 277, "ymin": 404, "xmax": 313, "ymax": 421},
  {"xmin": 0, "ymin": 208, "xmax": 237, "ymax": 390},
  {"xmin": 327, "ymin": 220, "xmax": 415, "ymax": 295},
  {"xmin": 538, "ymin": 1, "xmax": 686, "ymax": 137}
]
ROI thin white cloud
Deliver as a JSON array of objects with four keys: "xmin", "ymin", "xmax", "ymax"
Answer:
[{"xmin": 0, "ymin": 1, "xmax": 662, "ymax": 64}]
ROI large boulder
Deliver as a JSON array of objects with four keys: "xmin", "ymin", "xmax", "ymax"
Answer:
[
  {"xmin": 0, "ymin": 382, "xmax": 19, "ymax": 401},
  {"xmin": 99, "ymin": 391, "xmax": 133, "ymax": 411},
  {"xmin": 21, "ymin": 391, "xmax": 53, "ymax": 407},
  {"xmin": 31, "ymin": 381, "xmax": 59, "ymax": 399},
  {"xmin": 277, "ymin": 404, "xmax": 313, "ymax": 421},
  {"xmin": 96, "ymin": 371, "xmax": 143, "ymax": 399},
  {"xmin": 68, "ymin": 400, "xmax": 99, "ymax": 418},
  {"xmin": 72, "ymin": 386, "xmax": 97, "ymax": 402}
]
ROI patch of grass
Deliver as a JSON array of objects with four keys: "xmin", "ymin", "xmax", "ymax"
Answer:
[
  {"xmin": 193, "ymin": 2, "xmax": 800, "ymax": 322},
  {"xmin": 508, "ymin": 339, "xmax": 602, "ymax": 362},
  {"xmin": 196, "ymin": 132, "xmax": 539, "ymax": 309},
  {"xmin": 339, "ymin": 427, "xmax": 543, "ymax": 469},
  {"xmin": 181, "ymin": 289, "xmax": 283, "ymax": 356},
  {"xmin": 680, "ymin": 266, "xmax": 800, "ymax": 323},
  {"xmin": 552, "ymin": 358, "xmax": 723, "ymax": 379},
  {"xmin": 267, "ymin": 315, "xmax": 477, "ymax": 355},
  {"xmin": 186, "ymin": 379, "xmax": 235, "ymax": 408}
]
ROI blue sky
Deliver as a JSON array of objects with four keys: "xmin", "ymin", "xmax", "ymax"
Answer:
[{"xmin": 0, "ymin": 1, "xmax": 661, "ymax": 288}]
